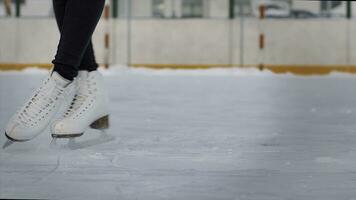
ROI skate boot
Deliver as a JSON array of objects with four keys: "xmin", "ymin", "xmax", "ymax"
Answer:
[
  {"xmin": 5, "ymin": 71, "xmax": 73, "ymax": 142},
  {"xmin": 51, "ymin": 70, "xmax": 109, "ymax": 138}
]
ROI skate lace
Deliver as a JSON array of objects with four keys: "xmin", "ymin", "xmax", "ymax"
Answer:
[
  {"xmin": 17, "ymin": 81, "xmax": 65, "ymax": 125},
  {"xmin": 64, "ymin": 93, "xmax": 88, "ymax": 117}
]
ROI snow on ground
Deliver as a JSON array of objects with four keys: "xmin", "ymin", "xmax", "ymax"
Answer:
[{"xmin": 2, "ymin": 67, "xmax": 356, "ymax": 199}]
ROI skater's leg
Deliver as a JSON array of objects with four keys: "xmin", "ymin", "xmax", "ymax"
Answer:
[
  {"xmin": 52, "ymin": 0, "xmax": 105, "ymax": 80},
  {"xmin": 53, "ymin": 0, "xmax": 98, "ymax": 72},
  {"xmin": 4, "ymin": 0, "xmax": 106, "ymax": 142},
  {"xmin": 78, "ymin": 41, "xmax": 99, "ymax": 72},
  {"xmin": 5, "ymin": 0, "xmax": 74, "ymax": 141}
]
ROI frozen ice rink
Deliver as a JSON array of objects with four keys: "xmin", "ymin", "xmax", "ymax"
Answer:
[{"xmin": 2, "ymin": 68, "xmax": 356, "ymax": 200}]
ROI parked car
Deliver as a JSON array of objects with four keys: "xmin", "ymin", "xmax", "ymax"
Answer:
[
  {"xmin": 290, "ymin": 9, "xmax": 318, "ymax": 19},
  {"xmin": 252, "ymin": 0, "xmax": 290, "ymax": 18}
]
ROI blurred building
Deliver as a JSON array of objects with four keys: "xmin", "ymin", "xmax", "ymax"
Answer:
[
  {"xmin": 0, "ymin": 0, "xmax": 354, "ymax": 19},
  {"xmin": 116, "ymin": 0, "xmax": 350, "ymax": 19}
]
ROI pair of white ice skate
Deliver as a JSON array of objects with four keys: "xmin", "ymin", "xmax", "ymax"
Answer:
[{"xmin": 4, "ymin": 70, "xmax": 109, "ymax": 142}]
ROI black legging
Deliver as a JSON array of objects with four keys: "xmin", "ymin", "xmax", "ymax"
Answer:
[{"xmin": 52, "ymin": 0, "xmax": 105, "ymax": 80}]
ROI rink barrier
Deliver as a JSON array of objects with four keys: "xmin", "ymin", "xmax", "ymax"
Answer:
[
  {"xmin": 103, "ymin": 1, "xmax": 110, "ymax": 69},
  {"xmin": 258, "ymin": 4, "xmax": 266, "ymax": 71},
  {"xmin": 0, "ymin": 63, "xmax": 52, "ymax": 71},
  {"xmin": 3, "ymin": 63, "xmax": 356, "ymax": 75},
  {"xmin": 131, "ymin": 64, "xmax": 356, "ymax": 75}
]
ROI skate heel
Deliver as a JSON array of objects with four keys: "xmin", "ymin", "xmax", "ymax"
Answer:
[{"xmin": 90, "ymin": 115, "xmax": 109, "ymax": 130}]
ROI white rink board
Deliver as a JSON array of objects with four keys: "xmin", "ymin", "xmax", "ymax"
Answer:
[{"xmin": 1, "ymin": 68, "xmax": 356, "ymax": 199}]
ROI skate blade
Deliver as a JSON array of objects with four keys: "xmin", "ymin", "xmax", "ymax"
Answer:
[
  {"xmin": 51, "ymin": 133, "xmax": 83, "ymax": 139},
  {"xmin": 3, "ymin": 132, "xmax": 29, "ymax": 149},
  {"xmin": 4, "ymin": 132, "xmax": 29, "ymax": 142},
  {"xmin": 90, "ymin": 115, "xmax": 109, "ymax": 130},
  {"xmin": 2, "ymin": 139, "xmax": 14, "ymax": 149}
]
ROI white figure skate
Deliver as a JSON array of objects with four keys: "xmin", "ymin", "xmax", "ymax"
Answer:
[
  {"xmin": 5, "ymin": 71, "xmax": 73, "ymax": 142},
  {"xmin": 51, "ymin": 70, "xmax": 109, "ymax": 138}
]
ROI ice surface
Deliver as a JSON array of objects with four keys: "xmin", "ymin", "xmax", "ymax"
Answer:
[{"xmin": 2, "ymin": 68, "xmax": 356, "ymax": 199}]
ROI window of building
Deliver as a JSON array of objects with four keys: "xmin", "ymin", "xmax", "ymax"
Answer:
[
  {"xmin": 181, "ymin": 0, "xmax": 203, "ymax": 18},
  {"xmin": 234, "ymin": 0, "xmax": 252, "ymax": 16},
  {"xmin": 152, "ymin": 0, "xmax": 165, "ymax": 18},
  {"xmin": 320, "ymin": 1, "xmax": 344, "ymax": 17},
  {"xmin": 321, "ymin": 1, "xmax": 342, "ymax": 12}
]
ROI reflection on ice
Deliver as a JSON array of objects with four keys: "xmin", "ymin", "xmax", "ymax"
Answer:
[{"xmin": 49, "ymin": 131, "xmax": 115, "ymax": 150}]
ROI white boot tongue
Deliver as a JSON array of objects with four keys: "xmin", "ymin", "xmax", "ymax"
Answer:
[{"xmin": 51, "ymin": 71, "xmax": 72, "ymax": 88}]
